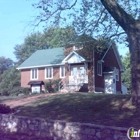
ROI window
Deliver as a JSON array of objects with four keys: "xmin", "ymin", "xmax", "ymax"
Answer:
[
  {"xmin": 60, "ymin": 66, "xmax": 65, "ymax": 78},
  {"xmin": 45, "ymin": 67, "xmax": 53, "ymax": 79},
  {"xmin": 116, "ymin": 69, "xmax": 119, "ymax": 81},
  {"xmin": 31, "ymin": 69, "xmax": 38, "ymax": 80},
  {"xmin": 97, "ymin": 61, "xmax": 102, "ymax": 76}
]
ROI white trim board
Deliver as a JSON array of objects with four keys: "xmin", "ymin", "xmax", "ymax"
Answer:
[{"xmin": 17, "ymin": 63, "xmax": 65, "ymax": 70}]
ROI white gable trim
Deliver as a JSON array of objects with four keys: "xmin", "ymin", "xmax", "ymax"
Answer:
[
  {"xmin": 101, "ymin": 45, "xmax": 111, "ymax": 61},
  {"xmin": 112, "ymin": 45, "xmax": 124, "ymax": 71},
  {"xmin": 62, "ymin": 51, "xmax": 88, "ymax": 64}
]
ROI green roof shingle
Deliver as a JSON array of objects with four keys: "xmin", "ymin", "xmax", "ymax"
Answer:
[{"xmin": 17, "ymin": 47, "xmax": 65, "ymax": 69}]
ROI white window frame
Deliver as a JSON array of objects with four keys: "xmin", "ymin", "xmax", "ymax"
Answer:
[
  {"xmin": 45, "ymin": 67, "xmax": 53, "ymax": 79},
  {"xmin": 116, "ymin": 68, "xmax": 119, "ymax": 81},
  {"xmin": 97, "ymin": 61, "xmax": 102, "ymax": 76},
  {"xmin": 31, "ymin": 68, "xmax": 38, "ymax": 80},
  {"xmin": 60, "ymin": 66, "xmax": 65, "ymax": 78}
]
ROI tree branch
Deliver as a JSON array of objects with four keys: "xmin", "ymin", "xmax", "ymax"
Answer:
[
  {"xmin": 100, "ymin": 0, "xmax": 136, "ymax": 32},
  {"xmin": 109, "ymin": 32, "xmax": 125, "ymax": 38},
  {"xmin": 60, "ymin": 0, "xmax": 77, "ymax": 10}
]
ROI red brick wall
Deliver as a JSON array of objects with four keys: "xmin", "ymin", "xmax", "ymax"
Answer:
[
  {"xmin": 21, "ymin": 67, "xmax": 63, "ymax": 88},
  {"xmin": 94, "ymin": 47, "xmax": 122, "ymax": 92},
  {"xmin": 94, "ymin": 52, "xmax": 104, "ymax": 89},
  {"xmin": 21, "ymin": 69, "xmax": 30, "ymax": 87}
]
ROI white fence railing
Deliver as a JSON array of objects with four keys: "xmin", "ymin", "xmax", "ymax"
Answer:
[{"xmin": 69, "ymin": 75, "xmax": 88, "ymax": 85}]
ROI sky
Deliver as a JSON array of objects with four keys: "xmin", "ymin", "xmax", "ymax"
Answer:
[
  {"xmin": 0, "ymin": 0, "xmax": 129, "ymax": 62},
  {"xmin": 0, "ymin": 0, "xmax": 41, "ymax": 61}
]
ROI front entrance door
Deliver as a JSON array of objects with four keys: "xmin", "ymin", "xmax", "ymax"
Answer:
[
  {"xmin": 104, "ymin": 73, "xmax": 116, "ymax": 94},
  {"xmin": 69, "ymin": 65, "xmax": 88, "ymax": 85}
]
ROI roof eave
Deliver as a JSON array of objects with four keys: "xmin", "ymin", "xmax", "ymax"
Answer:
[{"xmin": 17, "ymin": 63, "xmax": 65, "ymax": 70}]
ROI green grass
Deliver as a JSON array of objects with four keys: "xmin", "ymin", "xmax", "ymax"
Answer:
[{"xmin": 1, "ymin": 93, "xmax": 139, "ymax": 128}]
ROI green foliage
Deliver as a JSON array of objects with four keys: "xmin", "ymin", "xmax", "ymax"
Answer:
[
  {"xmin": 14, "ymin": 26, "xmax": 77, "ymax": 64},
  {"xmin": 10, "ymin": 87, "xmax": 31, "ymax": 96},
  {"xmin": 43, "ymin": 26, "xmax": 77, "ymax": 48},
  {"xmin": 22, "ymin": 87, "xmax": 31, "ymax": 95},
  {"xmin": 0, "ymin": 104, "xmax": 14, "ymax": 114},
  {"xmin": 45, "ymin": 79, "xmax": 61, "ymax": 93},
  {"xmin": 0, "ymin": 57, "xmax": 13, "ymax": 75},
  {"xmin": 121, "ymin": 52, "xmax": 131, "ymax": 92},
  {"xmin": 45, "ymin": 80, "xmax": 54, "ymax": 93},
  {"xmin": 0, "ymin": 66, "xmax": 21, "ymax": 96},
  {"xmin": 14, "ymin": 32, "xmax": 48, "ymax": 64}
]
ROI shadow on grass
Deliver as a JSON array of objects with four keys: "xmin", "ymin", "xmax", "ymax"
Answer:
[{"xmin": 14, "ymin": 93, "xmax": 139, "ymax": 128}]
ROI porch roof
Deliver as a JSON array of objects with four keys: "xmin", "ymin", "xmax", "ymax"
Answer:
[{"xmin": 28, "ymin": 81, "xmax": 44, "ymax": 85}]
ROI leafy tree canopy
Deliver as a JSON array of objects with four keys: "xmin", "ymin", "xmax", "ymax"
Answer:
[
  {"xmin": 121, "ymin": 52, "xmax": 131, "ymax": 92},
  {"xmin": 0, "ymin": 66, "xmax": 20, "ymax": 96},
  {"xmin": 14, "ymin": 26, "xmax": 77, "ymax": 64},
  {"xmin": 0, "ymin": 57, "xmax": 13, "ymax": 75}
]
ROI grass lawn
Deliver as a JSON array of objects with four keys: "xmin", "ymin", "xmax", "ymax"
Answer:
[{"xmin": 0, "ymin": 93, "xmax": 138, "ymax": 128}]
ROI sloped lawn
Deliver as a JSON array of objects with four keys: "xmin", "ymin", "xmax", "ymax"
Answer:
[{"xmin": 0, "ymin": 93, "xmax": 138, "ymax": 128}]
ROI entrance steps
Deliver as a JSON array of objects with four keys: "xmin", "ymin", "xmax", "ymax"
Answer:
[{"xmin": 60, "ymin": 83, "xmax": 88, "ymax": 93}]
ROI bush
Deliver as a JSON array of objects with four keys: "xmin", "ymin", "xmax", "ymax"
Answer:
[
  {"xmin": 45, "ymin": 79, "xmax": 61, "ymax": 93},
  {"xmin": 9, "ymin": 87, "xmax": 31, "ymax": 96},
  {"xmin": 10, "ymin": 86, "xmax": 24, "ymax": 96},
  {"xmin": 22, "ymin": 87, "xmax": 31, "ymax": 95},
  {"xmin": 45, "ymin": 80, "xmax": 53, "ymax": 93},
  {"xmin": 53, "ymin": 79, "xmax": 61, "ymax": 92},
  {"xmin": 0, "ymin": 104, "xmax": 14, "ymax": 114}
]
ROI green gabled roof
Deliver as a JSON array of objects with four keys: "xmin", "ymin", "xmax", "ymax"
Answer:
[{"xmin": 17, "ymin": 47, "xmax": 65, "ymax": 70}]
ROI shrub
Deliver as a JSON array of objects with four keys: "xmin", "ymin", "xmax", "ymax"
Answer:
[
  {"xmin": 52, "ymin": 79, "xmax": 61, "ymax": 92},
  {"xmin": 22, "ymin": 87, "xmax": 31, "ymax": 95},
  {"xmin": 9, "ymin": 87, "xmax": 31, "ymax": 96},
  {"xmin": 10, "ymin": 86, "xmax": 24, "ymax": 96},
  {"xmin": 0, "ymin": 104, "xmax": 14, "ymax": 114},
  {"xmin": 45, "ymin": 79, "xmax": 61, "ymax": 93},
  {"xmin": 45, "ymin": 80, "xmax": 54, "ymax": 93}
]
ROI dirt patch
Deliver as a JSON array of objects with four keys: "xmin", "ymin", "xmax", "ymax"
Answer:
[{"xmin": 1, "ymin": 93, "xmax": 67, "ymax": 108}]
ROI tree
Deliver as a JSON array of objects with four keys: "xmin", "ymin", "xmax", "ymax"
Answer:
[
  {"xmin": 14, "ymin": 26, "xmax": 77, "ymax": 64},
  {"xmin": 43, "ymin": 26, "xmax": 77, "ymax": 47},
  {"xmin": 122, "ymin": 52, "xmax": 131, "ymax": 92},
  {"xmin": 0, "ymin": 57, "xmax": 13, "ymax": 76},
  {"xmin": 32, "ymin": 0, "xmax": 140, "ymax": 105},
  {"xmin": 0, "ymin": 66, "xmax": 21, "ymax": 96},
  {"xmin": 100, "ymin": 0, "xmax": 140, "ymax": 105},
  {"xmin": 14, "ymin": 32, "xmax": 48, "ymax": 64}
]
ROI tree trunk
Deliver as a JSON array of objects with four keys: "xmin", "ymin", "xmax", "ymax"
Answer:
[
  {"xmin": 128, "ymin": 27, "xmax": 140, "ymax": 105},
  {"xmin": 101, "ymin": 0, "xmax": 140, "ymax": 105}
]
